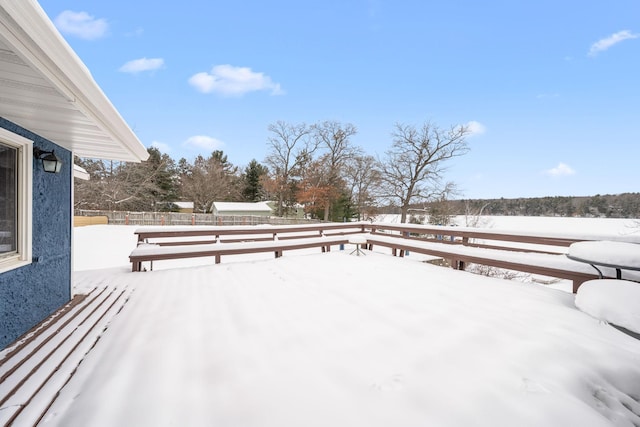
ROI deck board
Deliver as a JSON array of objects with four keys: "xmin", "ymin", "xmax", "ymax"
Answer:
[{"xmin": 0, "ymin": 286, "xmax": 132, "ymax": 427}]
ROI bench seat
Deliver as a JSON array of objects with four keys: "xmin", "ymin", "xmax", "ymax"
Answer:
[
  {"xmin": 129, "ymin": 235, "xmax": 356, "ymax": 272},
  {"xmin": 366, "ymin": 233, "xmax": 604, "ymax": 292}
]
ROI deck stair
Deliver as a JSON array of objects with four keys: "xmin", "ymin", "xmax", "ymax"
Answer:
[{"xmin": 0, "ymin": 286, "xmax": 132, "ymax": 426}]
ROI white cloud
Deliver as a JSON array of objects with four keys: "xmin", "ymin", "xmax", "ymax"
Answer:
[
  {"xmin": 544, "ymin": 162, "xmax": 576, "ymax": 177},
  {"xmin": 119, "ymin": 58, "xmax": 165, "ymax": 74},
  {"xmin": 466, "ymin": 121, "xmax": 486, "ymax": 136},
  {"xmin": 150, "ymin": 141, "xmax": 171, "ymax": 153},
  {"xmin": 183, "ymin": 135, "xmax": 224, "ymax": 152},
  {"xmin": 589, "ymin": 30, "xmax": 639, "ymax": 56},
  {"xmin": 188, "ymin": 64, "xmax": 284, "ymax": 97},
  {"xmin": 54, "ymin": 10, "xmax": 108, "ymax": 40}
]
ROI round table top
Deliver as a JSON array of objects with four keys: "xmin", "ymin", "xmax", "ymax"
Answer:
[
  {"xmin": 348, "ymin": 236, "xmax": 367, "ymax": 245},
  {"xmin": 568, "ymin": 241, "xmax": 640, "ymax": 271}
]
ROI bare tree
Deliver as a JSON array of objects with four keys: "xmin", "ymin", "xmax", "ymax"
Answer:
[
  {"xmin": 463, "ymin": 201, "xmax": 493, "ymax": 228},
  {"xmin": 296, "ymin": 155, "xmax": 334, "ymax": 218},
  {"xmin": 344, "ymin": 154, "xmax": 380, "ymax": 220},
  {"xmin": 426, "ymin": 183, "xmax": 458, "ymax": 225},
  {"xmin": 74, "ymin": 148, "xmax": 177, "ymax": 212},
  {"xmin": 73, "ymin": 158, "xmax": 110, "ymax": 210},
  {"xmin": 378, "ymin": 121, "xmax": 471, "ymax": 223},
  {"xmin": 312, "ymin": 121, "xmax": 359, "ymax": 220},
  {"xmin": 265, "ymin": 121, "xmax": 316, "ymax": 216},
  {"xmin": 179, "ymin": 151, "xmax": 240, "ymax": 213}
]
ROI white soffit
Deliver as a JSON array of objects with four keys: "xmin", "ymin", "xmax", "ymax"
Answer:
[{"xmin": 0, "ymin": 1, "xmax": 149, "ymax": 162}]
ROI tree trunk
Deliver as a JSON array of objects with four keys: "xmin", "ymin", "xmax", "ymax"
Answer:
[{"xmin": 400, "ymin": 205, "xmax": 409, "ymax": 223}]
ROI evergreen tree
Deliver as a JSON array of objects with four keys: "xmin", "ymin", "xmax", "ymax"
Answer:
[{"xmin": 242, "ymin": 159, "xmax": 268, "ymax": 202}]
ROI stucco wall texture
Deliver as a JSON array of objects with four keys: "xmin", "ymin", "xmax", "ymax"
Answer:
[{"xmin": 0, "ymin": 118, "xmax": 72, "ymax": 349}]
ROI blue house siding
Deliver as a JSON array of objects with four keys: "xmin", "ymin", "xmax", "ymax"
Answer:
[{"xmin": 0, "ymin": 117, "xmax": 72, "ymax": 349}]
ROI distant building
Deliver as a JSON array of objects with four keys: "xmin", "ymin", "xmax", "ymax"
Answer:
[
  {"xmin": 172, "ymin": 201, "xmax": 194, "ymax": 213},
  {"xmin": 212, "ymin": 202, "xmax": 273, "ymax": 217},
  {"xmin": 265, "ymin": 201, "xmax": 306, "ymax": 219}
]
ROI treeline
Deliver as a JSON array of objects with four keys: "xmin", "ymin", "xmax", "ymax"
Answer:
[
  {"xmin": 412, "ymin": 194, "xmax": 640, "ymax": 219},
  {"xmin": 75, "ymin": 120, "xmax": 472, "ymax": 222}
]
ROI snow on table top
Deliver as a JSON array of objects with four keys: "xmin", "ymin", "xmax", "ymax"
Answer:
[
  {"xmin": 568, "ymin": 241, "xmax": 640, "ymax": 270},
  {"xmin": 575, "ymin": 279, "xmax": 640, "ymax": 334},
  {"xmin": 348, "ymin": 235, "xmax": 368, "ymax": 244}
]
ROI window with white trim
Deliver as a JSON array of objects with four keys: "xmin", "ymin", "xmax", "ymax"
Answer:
[{"xmin": 0, "ymin": 128, "xmax": 32, "ymax": 273}]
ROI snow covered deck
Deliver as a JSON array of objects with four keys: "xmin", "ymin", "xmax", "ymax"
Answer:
[
  {"xmin": 3, "ymin": 251, "xmax": 640, "ymax": 426},
  {"xmin": 3, "ymin": 222, "xmax": 640, "ymax": 426},
  {"xmin": 0, "ymin": 285, "xmax": 132, "ymax": 426}
]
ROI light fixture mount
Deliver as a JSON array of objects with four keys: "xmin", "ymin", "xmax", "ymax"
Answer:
[{"xmin": 33, "ymin": 147, "xmax": 62, "ymax": 173}]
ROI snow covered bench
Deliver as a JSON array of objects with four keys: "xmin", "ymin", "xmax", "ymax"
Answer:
[
  {"xmin": 129, "ymin": 234, "xmax": 356, "ymax": 272},
  {"xmin": 0, "ymin": 286, "xmax": 131, "ymax": 426},
  {"xmin": 130, "ymin": 223, "xmax": 369, "ymax": 272},
  {"xmin": 364, "ymin": 233, "xmax": 605, "ymax": 293},
  {"xmin": 133, "ymin": 222, "xmax": 368, "ymax": 247}
]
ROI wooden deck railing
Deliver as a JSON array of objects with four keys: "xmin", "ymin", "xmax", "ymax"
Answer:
[
  {"xmin": 368, "ymin": 222, "xmax": 620, "ymax": 252},
  {"xmin": 130, "ymin": 223, "xmax": 368, "ymax": 272},
  {"xmin": 130, "ymin": 221, "xmax": 640, "ymax": 292},
  {"xmin": 134, "ymin": 222, "xmax": 367, "ymax": 245}
]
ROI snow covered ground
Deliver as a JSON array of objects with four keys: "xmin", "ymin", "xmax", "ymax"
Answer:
[{"xmin": 39, "ymin": 218, "xmax": 640, "ymax": 425}]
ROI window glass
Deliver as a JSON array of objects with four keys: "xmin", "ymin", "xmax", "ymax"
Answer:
[{"xmin": 0, "ymin": 142, "xmax": 17, "ymax": 257}]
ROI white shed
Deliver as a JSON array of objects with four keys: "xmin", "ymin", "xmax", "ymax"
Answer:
[
  {"xmin": 172, "ymin": 201, "xmax": 194, "ymax": 213},
  {"xmin": 212, "ymin": 202, "xmax": 273, "ymax": 217}
]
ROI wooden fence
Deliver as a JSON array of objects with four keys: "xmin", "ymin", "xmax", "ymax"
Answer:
[
  {"xmin": 73, "ymin": 215, "xmax": 108, "ymax": 227},
  {"xmin": 73, "ymin": 210, "xmax": 319, "ymax": 226}
]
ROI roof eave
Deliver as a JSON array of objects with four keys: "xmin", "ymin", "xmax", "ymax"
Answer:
[{"xmin": 0, "ymin": 0, "xmax": 149, "ymax": 162}]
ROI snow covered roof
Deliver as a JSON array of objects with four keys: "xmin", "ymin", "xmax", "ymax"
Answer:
[
  {"xmin": 0, "ymin": 1, "xmax": 148, "ymax": 162},
  {"xmin": 212, "ymin": 201, "xmax": 273, "ymax": 213},
  {"xmin": 173, "ymin": 202, "xmax": 194, "ymax": 209}
]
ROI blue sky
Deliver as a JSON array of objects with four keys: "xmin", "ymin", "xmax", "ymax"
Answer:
[{"xmin": 39, "ymin": 0, "xmax": 640, "ymax": 200}]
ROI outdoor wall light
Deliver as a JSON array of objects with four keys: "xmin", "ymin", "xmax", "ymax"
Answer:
[{"xmin": 33, "ymin": 147, "xmax": 62, "ymax": 173}]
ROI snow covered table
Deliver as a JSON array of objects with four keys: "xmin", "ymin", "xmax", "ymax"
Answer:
[
  {"xmin": 575, "ymin": 279, "xmax": 640, "ymax": 338},
  {"xmin": 348, "ymin": 235, "xmax": 367, "ymax": 256},
  {"xmin": 567, "ymin": 241, "xmax": 640, "ymax": 280}
]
